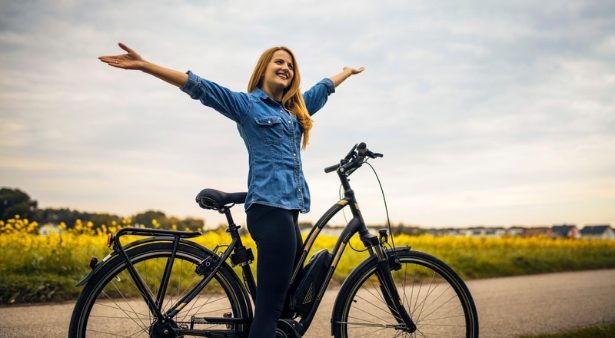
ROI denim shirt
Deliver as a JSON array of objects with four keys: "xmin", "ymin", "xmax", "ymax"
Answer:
[{"xmin": 180, "ymin": 71, "xmax": 335, "ymax": 213}]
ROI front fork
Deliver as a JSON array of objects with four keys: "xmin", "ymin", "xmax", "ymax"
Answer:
[{"xmin": 370, "ymin": 239, "xmax": 417, "ymax": 333}]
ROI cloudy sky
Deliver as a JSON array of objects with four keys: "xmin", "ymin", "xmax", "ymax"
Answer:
[{"xmin": 1, "ymin": 1, "xmax": 614, "ymax": 228}]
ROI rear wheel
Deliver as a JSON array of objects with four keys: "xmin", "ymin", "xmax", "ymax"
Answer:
[
  {"xmin": 333, "ymin": 250, "xmax": 478, "ymax": 337},
  {"xmin": 68, "ymin": 241, "xmax": 250, "ymax": 337}
]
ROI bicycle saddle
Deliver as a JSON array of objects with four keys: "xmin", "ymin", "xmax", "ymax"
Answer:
[{"xmin": 196, "ymin": 188, "xmax": 247, "ymax": 210}]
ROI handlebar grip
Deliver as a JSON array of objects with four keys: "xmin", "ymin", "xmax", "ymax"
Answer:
[{"xmin": 324, "ymin": 164, "xmax": 340, "ymax": 173}]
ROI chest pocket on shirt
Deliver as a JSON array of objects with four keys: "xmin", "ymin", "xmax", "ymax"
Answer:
[{"xmin": 255, "ymin": 116, "xmax": 285, "ymax": 144}]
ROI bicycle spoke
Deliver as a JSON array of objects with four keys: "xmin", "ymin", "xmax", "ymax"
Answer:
[
  {"xmin": 345, "ymin": 316, "xmax": 397, "ymax": 327},
  {"xmin": 101, "ymin": 285, "xmax": 149, "ymax": 332},
  {"xmin": 410, "ymin": 273, "xmax": 426, "ymax": 318},
  {"xmin": 93, "ymin": 301, "xmax": 150, "ymax": 318},
  {"xmin": 412, "ymin": 272, "xmax": 437, "ymax": 324},
  {"xmin": 348, "ymin": 303, "xmax": 395, "ymax": 324},
  {"xmin": 402, "ymin": 262, "xmax": 410, "ymax": 310},
  {"xmin": 181, "ymin": 293, "xmax": 233, "ymax": 326},
  {"xmin": 128, "ymin": 326, "xmax": 148, "ymax": 338},
  {"xmin": 356, "ymin": 291, "xmax": 400, "ymax": 318},
  {"xmin": 177, "ymin": 262, "xmax": 201, "ymax": 321},
  {"xmin": 418, "ymin": 292, "xmax": 462, "ymax": 325},
  {"xmin": 367, "ymin": 276, "xmax": 390, "ymax": 308}
]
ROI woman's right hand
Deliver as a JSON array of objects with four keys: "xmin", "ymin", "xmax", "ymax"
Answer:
[{"xmin": 99, "ymin": 43, "xmax": 146, "ymax": 70}]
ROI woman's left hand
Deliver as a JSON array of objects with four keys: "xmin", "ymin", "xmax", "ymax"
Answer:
[
  {"xmin": 343, "ymin": 66, "xmax": 365, "ymax": 75},
  {"xmin": 331, "ymin": 66, "xmax": 365, "ymax": 87}
]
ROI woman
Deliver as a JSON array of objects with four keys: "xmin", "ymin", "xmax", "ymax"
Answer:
[{"xmin": 99, "ymin": 42, "xmax": 363, "ymax": 337}]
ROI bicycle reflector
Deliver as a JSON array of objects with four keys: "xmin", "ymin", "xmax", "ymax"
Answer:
[
  {"xmin": 89, "ymin": 256, "xmax": 98, "ymax": 269},
  {"xmin": 106, "ymin": 233, "xmax": 114, "ymax": 247}
]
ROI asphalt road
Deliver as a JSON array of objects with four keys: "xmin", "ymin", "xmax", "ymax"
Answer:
[{"xmin": 1, "ymin": 269, "xmax": 614, "ymax": 337}]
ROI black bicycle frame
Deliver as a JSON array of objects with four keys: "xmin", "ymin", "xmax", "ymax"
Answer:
[
  {"xmin": 165, "ymin": 209, "xmax": 257, "ymax": 320},
  {"xmin": 279, "ymin": 170, "xmax": 416, "ymax": 334},
  {"xmin": 108, "ymin": 167, "xmax": 415, "ymax": 336},
  {"xmin": 109, "ymin": 223, "xmax": 255, "ymax": 332},
  {"xmin": 110, "ymin": 228, "xmax": 202, "ymax": 321}
]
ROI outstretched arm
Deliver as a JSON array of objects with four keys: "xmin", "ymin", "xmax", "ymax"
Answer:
[
  {"xmin": 329, "ymin": 66, "xmax": 365, "ymax": 87},
  {"xmin": 98, "ymin": 43, "xmax": 188, "ymax": 88}
]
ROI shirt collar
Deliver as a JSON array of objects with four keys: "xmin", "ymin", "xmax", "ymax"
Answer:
[
  {"xmin": 251, "ymin": 87, "xmax": 285, "ymax": 106},
  {"xmin": 251, "ymin": 87, "xmax": 272, "ymax": 101}
]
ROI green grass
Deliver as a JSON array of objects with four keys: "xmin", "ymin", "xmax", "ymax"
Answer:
[
  {"xmin": 519, "ymin": 323, "xmax": 615, "ymax": 338},
  {"xmin": 2, "ymin": 231, "xmax": 615, "ymax": 303},
  {"xmin": 0, "ymin": 274, "xmax": 82, "ymax": 304}
]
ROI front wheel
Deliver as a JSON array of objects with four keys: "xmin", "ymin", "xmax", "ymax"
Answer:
[
  {"xmin": 68, "ymin": 241, "xmax": 250, "ymax": 338},
  {"xmin": 333, "ymin": 250, "xmax": 478, "ymax": 338}
]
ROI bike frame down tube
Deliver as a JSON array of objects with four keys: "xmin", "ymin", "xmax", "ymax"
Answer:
[
  {"xmin": 288, "ymin": 200, "xmax": 348, "ymax": 286},
  {"xmin": 290, "ymin": 171, "xmax": 376, "ymax": 286},
  {"xmin": 294, "ymin": 173, "xmax": 382, "ymax": 332}
]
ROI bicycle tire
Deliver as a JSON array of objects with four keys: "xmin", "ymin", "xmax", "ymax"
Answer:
[
  {"xmin": 68, "ymin": 241, "xmax": 250, "ymax": 338},
  {"xmin": 332, "ymin": 249, "xmax": 478, "ymax": 338}
]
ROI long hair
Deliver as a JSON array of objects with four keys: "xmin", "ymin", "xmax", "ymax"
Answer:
[{"xmin": 247, "ymin": 46, "xmax": 313, "ymax": 149}]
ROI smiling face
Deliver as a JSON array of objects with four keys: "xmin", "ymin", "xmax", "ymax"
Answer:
[{"xmin": 261, "ymin": 50, "xmax": 295, "ymax": 99}]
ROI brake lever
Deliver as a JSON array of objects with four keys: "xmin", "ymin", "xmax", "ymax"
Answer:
[
  {"xmin": 368, "ymin": 151, "xmax": 383, "ymax": 159},
  {"xmin": 345, "ymin": 143, "xmax": 359, "ymax": 161}
]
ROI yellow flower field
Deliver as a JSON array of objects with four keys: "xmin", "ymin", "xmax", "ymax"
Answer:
[{"xmin": 1, "ymin": 216, "xmax": 615, "ymax": 304}]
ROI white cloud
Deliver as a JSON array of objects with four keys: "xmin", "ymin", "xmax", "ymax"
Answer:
[{"xmin": 1, "ymin": 1, "xmax": 614, "ymax": 227}]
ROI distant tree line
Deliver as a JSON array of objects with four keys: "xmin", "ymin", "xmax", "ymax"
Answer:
[{"xmin": 0, "ymin": 187, "xmax": 205, "ymax": 231}]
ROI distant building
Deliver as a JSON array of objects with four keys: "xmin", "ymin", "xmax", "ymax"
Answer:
[
  {"xmin": 551, "ymin": 224, "xmax": 579, "ymax": 239},
  {"xmin": 394, "ymin": 225, "xmax": 425, "ymax": 236},
  {"xmin": 458, "ymin": 227, "xmax": 504, "ymax": 237},
  {"xmin": 459, "ymin": 228, "xmax": 477, "ymax": 237},
  {"xmin": 506, "ymin": 227, "xmax": 526, "ymax": 237},
  {"xmin": 39, "ymin": 223, "xmax": 60, "ymax": 235},
  {"xmin": 522, "ymin": 227, "xmax": 553, "ymax": 237},
  {"xmin": 444, "ymin": 228, "xmax": 462, "ymax": 236},
  {"xmin": 484, "ymin": 227, "xmax": 507, "ymax": 237},
  {"xmin": 580, "ymin": 225, "xmax": 615, "ymax": 240}
]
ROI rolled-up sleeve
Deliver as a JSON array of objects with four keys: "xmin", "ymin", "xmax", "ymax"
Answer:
[
  {"xmin": 180, "ymin": 71, "xmax": 249, "ymax": 122},
  {"xmin": 303, "ymin": 78, "xmax": 335, "ymax": 116}
]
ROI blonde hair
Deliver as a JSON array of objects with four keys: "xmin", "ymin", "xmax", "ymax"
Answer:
[{"xmin": 248, "ymin": 46, "xmax": 313, "ymax": 149}]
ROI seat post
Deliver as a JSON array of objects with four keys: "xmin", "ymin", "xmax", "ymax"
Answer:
[{"xmin": 222, "ymin": 207, "xmax": 240, "ymax": 232}]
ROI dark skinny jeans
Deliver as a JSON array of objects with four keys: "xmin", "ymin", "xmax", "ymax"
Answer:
[{"xmin": 246, "ymin": 203, "xmax": 303, "ymax": 338}]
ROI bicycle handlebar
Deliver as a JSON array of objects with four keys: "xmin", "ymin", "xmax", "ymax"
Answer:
[
  {"xmin": 324, "ymin": 164, "xmax": 340, "ymax": 173},
  {"xmin": 324, "ymin": 142, "xmax": 383, "ymax": 174}
]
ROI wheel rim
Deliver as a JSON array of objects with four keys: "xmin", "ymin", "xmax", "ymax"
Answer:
[
  {"xmin": 339, "ymin": 255, "xmax": 474, "ymax": 338},
  {"xmin": 79, "ymin": 248, "xmax": 243, "ymax": 337}
]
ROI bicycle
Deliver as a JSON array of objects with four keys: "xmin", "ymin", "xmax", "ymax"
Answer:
[{"xmin": 69, "ymin": 142, "xmax": 479, "ymax": 337}]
